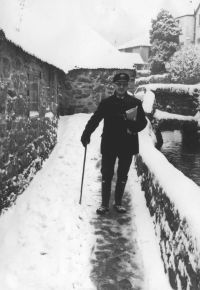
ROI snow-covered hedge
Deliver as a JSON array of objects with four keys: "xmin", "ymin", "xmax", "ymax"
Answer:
[
  {"xmin": 167, "ymin": 45, "xmax": 200, "ymax": 84},
  {"xmin": 135, "ymin": 129, "xmax": 200, "ymax": 289},
  {"xmin": 135, "ymin": 73, "xmax": 170, "ymax": 87},
  {"xmin": 135, "ymin": 74, "xmax": 200, "ymax": 99},
  {"xmin": 137, "ymin": 69, "xmax": 151, "ymax": 78},
  {"xmin": 138, "ymin": 83, "xmax": 200, "ymax": 116},
  {"xmin": 153, "ymin": 84, "xmax": 200, "ymax": 97},
  {"xmin": 135, "ymin": 81, "xmax": 200, "ymax": 96}
]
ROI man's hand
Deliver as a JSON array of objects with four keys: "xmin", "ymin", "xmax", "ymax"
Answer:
[{"xmin": 81, "ymin": 132, "xmax": 90, "ymax": 147}]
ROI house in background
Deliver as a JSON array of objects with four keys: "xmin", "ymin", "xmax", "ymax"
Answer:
[
  {"xmin": 175, "ymin": 2, "xmax": 200, "ymax": 45},
  {"xmin": 118, "ymin": 51, "xmax": 144, "ymax": 70},
  {"xmin": 117, "ymin": 2, "xmax": 200, "ymax": 64},
  {"xmin": 194, "ymin": 3, "xmax": 200, "ymax": 44},
  {"xmin": 176, "ymin": 14, "xmax": 195, "ymax": 45},
  {"xmin": 117, "ymin": 36, "xmax": 151, "ymax": 69}
]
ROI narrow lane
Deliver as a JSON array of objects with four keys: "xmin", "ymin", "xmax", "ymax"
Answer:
[
  {"xmin": 90, "ymin": 171, "xmax": 144, "ymax": 290},
  {"xmin": 0, "ymin": 115, "xmax": 171, "ymax": 289}
]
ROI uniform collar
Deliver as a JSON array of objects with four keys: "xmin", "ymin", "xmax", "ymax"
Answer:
[{"xmin": 114, "ymin": 91, "xmax": 128, "ymax": 100}]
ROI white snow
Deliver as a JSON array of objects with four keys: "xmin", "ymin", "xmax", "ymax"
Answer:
[
  {"xmin": 128, "ymin": 167, "xmax": 171, "ymax": 290},
  {"xmin": 135, "ymin": 82, "xmax": 200, "ymax": 96},
  {"xmin": 142, "ymin": 91, "xmax": 155, "ymax": 113},
  {"xmin": 0, "ymin": 113, "xmax": 172, "ymax": 289},
  {"xmin": 30, "ymin": 111, "xmax": 39, "ymax": 118},
  {"xmin": 154, "ymin": 109, "xmax": 196, "ymax": 121},
  {"xmin": 194, "ymin": 111, "xmax": 200, "ymax": 128},
  {"xmin": 0, "ymin": 114, "xmax": 98, "ymax": 290},
  {"xmin": 118, "ymin": 34, "xmax": 151, "ymax": 49},
  {"xmin": 3, "ymin": 16, "xmax": 139, "ymax": 71},
  {"xmin": 45, "ymin": 112, "xmax": 54, "ymax": 119},
  {"xmin": 139, "ymin": 126, "xmax": 200, "ymax": 247},
  {"xmin": 118, "ymin": 51, "xmax": 144, "ymax": 65}
]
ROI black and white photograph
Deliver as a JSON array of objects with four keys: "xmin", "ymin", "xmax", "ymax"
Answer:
[{"xmin": 0, "ymin": 0, "xmax": 200, "ymax": 289}]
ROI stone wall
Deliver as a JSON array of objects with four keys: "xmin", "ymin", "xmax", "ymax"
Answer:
[
  {"xmin": 62, "ymin": 68, "xmax": 136, "ymax": 114},
  {"xmin": 154, "ymin": 90, "xmax": 199, "ymax": 116},
  {"xmin": 135, "ymin": 153, "xmax": 200, "ymax": 290},
  {"xmin": 135, "ymin": 75, "xmax": 200, "ymax": 116},
  {"xmin": 0, "ymin": 31, "xmax": 67, "ymax": 211}
]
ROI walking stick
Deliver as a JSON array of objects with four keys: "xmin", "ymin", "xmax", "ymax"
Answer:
[{"xmin": 79, "ymin": 145, "xmax": 87, "ymax": 204}]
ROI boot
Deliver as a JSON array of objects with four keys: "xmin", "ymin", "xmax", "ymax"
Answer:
[
  {"xmin": 114, "ymin": 179, "xmax": 127, "ymax": 213},
  {"xmin": 96, "ymin": 179, "xmax": 111, "ymax": 215}
]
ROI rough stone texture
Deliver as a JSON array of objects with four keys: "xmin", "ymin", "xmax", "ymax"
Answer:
[
  {"xmin": 135, "ymin": 74, "xmax": 200, "ymax": 117},
  {"xmin": 156, "ymin": 118, "xmax": 198, "ymax": 132},
  {"xmin": 135, "ymin": 155, "xmax": 200, "ymax": 290},
  {"xmin": 0, "ymin": 32, "xmax": 67, "ymax": 211},
  {"xmin": 154, "ymin": 90, "xmax": 199, "ymax": 116},
  {"xmin": 62, "ymin": 68, "xmax": 137, "ymax": 114}
]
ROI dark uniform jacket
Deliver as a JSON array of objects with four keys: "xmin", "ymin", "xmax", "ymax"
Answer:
[{"xmin": 82, "ymin": 92, "xmax": 147, "ymax": 155}]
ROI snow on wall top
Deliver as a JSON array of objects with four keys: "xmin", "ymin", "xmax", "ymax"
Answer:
[
  {"xmin": 139, "ymin": 127, "xmax": 200, "ymax": 246},
  {"xmin": 137, "ymin": 83, "xmax": 200, "ymax": 95}
]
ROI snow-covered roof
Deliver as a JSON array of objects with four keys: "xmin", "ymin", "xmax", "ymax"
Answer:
[
  {"xmin": 118, "ymin": 35, "xmax": 151, "ymax": 50},
  {"xmin": 195, "ymin": 2, "xmax": 200, "ymax": 15},
  {"xmin": 1, "ymin": 0, "xmax": 147, "ymax": 72},
  {"xmin": 118, "ymin": 52, "xmax": 144, "ymax": 64},
  {"xmin": 61, "ymin": 24, "xmax": 143, "ymax": 69},
  {"xmin": 176, "ymin": 13, "xmax": 194, "ymax": 19},
  {"xmin": 5, "ymin": 23, "xmax": 138, "ymax": 72},
  {"xmin": 169, "ymin": 0, "xmax": 195, "ymax": 18}
]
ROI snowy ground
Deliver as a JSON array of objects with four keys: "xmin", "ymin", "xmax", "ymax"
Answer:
[{"xmin": 0, "ymin": 114, "xmax": 171, "ymax": 290}]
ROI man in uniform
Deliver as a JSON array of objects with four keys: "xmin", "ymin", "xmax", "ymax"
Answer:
[{"xmin": 81, "ymin": 72, "xmax": 147, "ymax": 214}]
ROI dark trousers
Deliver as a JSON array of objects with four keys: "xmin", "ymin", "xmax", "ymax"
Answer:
[{"xmin": 100, "ymin": 152, "xmax": 133, "ymax": 206}]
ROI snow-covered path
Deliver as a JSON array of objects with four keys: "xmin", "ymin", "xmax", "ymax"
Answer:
[
  {"xmin": 0, "ymin": 114, "xmax": 171, "ymax": 290},
  {"xmin": 0, "ymin": 114, "xmax": 99, "ymax": 290}
]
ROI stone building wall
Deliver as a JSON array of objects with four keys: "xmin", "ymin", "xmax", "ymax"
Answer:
[
  {"xmin": 0, "ymin": 31, "xmax": 67, "ymax": 211},
  {"xmin": 154, "ymin": 90, "xmax": 199, "ymax": 116},
  {"xmin": 195, "ymin": 7, "xmax": 200, "ymax": 45},
  {"xmin": 135, "ymin": 154, "xmax": 200, "ymax": 290},
  {"xmin": 62, "ymin": 68, "xmax": 136, "ymax": 114},
  {"xmin": 135, "ymin": 75, "xmax": 200, "ymax": 116}
]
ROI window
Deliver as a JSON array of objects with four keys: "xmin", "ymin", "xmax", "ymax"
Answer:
[
  {"xmin": 28, "ymin": 72, "xmax": 40, "ymax": 113},
  {"xmin": 30, "ymin": 83, "xmax": 39, "ymax": 111}
]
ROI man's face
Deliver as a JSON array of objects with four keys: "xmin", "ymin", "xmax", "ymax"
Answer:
[{"xmin": 114, "ymin": 81, "xmax": 128, "ymax": 96}]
